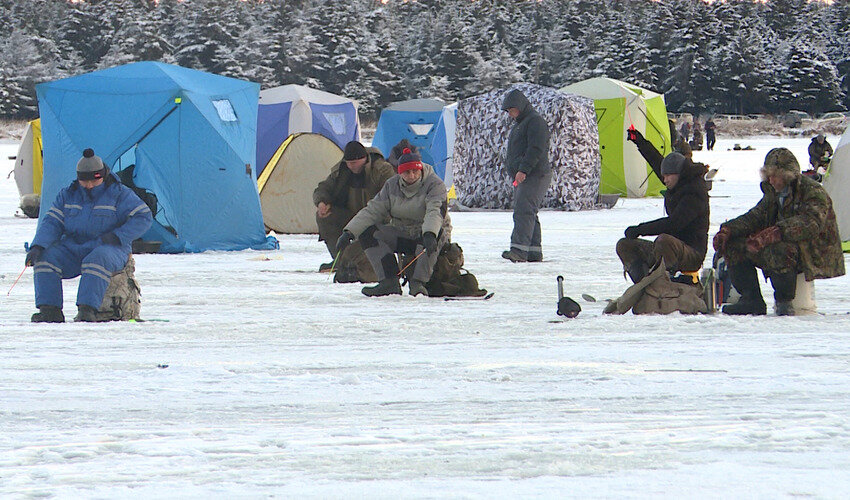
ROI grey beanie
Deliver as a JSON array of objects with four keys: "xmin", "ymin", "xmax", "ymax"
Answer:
[
  {"xmin": 660, "ymin": 152, "xmax": 687, "ymax": 175},
  {"xmin": 76, "ymin": 148, "xmax": 105, "ymax": 180}
]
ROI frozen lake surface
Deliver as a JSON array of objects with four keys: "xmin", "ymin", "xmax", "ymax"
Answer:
[{"xmin": 1, "ymin": 137, "xmax": 849, "ymax": 498}]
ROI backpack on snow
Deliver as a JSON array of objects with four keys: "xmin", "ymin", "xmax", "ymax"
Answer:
[
  {"xmin": 424, "ymin": 242, "xmax": 488, "ymax": 297},
  {"xmin": 604, "ymin": 258, "xmax": 707, "ymax": 315},
  {"xmin": 95, "ymin": 255, "xmax": 142, "ymax": 321}
]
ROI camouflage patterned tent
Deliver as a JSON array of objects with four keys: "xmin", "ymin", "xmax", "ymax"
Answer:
[{"xmin": 453, "ymin": 84, "xmax": 601, "ymax": 210}]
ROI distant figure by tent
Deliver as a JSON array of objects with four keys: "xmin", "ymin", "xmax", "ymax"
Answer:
[
  {"xmin": 453, "ymin": 83, "xmax": 600, "ymax": 210},
  {"xmin": 11, "ymin": 119, "xmax": 43, "ymax": 218},
  {"xmin": 372, "ymin": 98, "xmax": 446, "ymax": 169},
  {"xmin": 256, "ymin": 85, "xmax": 361, "ymax": 176},
  {"xmin": 36, "ymin": 61, "xmax": 276, "ymax": 253},
  {"xmin": 561, "ymin": 77, "xmax": 670, "ymax": 198}
]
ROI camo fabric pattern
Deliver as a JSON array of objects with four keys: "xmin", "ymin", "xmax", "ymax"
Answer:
[
  {"xmin": 721, "ymin": 158, "xmax": 845, "ymax": 280},
  {"xmin": 453, "ymin": 84, "xmax": 601, "ymax": 210}
]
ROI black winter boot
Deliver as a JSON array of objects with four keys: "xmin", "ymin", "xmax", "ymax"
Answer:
[
  {"xmin": 626, "ymin": 259, "xmax": 649, "ymax": 284},
  {"xmin": 408, "ymin": 280, "xmax": 429, "ymax": 297},
  {"xmin": 362, "ymin": 278, "xmax": 402, "ymax": 297},
  {"xmin": 74, "ymin": 304, "xmax": 100, "ymax": 322},
  {"xmin": 722, "ymin": 262, "xmax": 766, "ymax": 315},
  {"xmin": 31, "ymin": 305, "xmax": 65, "ymax": 323},
  {"xmin": 770, "ymin": 272, "xmax": 798, "ymax": 316}
]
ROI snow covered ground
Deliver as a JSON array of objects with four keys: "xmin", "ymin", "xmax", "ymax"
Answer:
[{"xmin": 2, "ymin": 137, "xmax": 850, "ymax": 498}]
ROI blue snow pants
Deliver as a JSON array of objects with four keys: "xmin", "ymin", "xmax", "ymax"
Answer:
[{"xmin": 34, "ymin": 240, "xmax": 129, "ymax": 309}]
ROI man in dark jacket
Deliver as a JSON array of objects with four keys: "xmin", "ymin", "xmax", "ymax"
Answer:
[
  {"xmin": 808, "ymin": 134, "xmax": 833, "ymax": 170},
  {"xmin": 713, "ymin": 148, "xmax": 844, "ymax": 316},
  {"xmin": 704, "ymin": 118, "xmax": 717, "ymax": 151},
  {"xmin": 617, "ymin": 129, "xmax": 710, "ymax": 283},
  {"xmin": 313, "ymin": 141, "xmax": 394, "ymax": 271},
  {"xmin": 25, "ymin": 149, "xmax": 153, "ymax": 323},
  {"xmin": 500, "ymin": 89, "xmax": 552, "ymax": 263}
]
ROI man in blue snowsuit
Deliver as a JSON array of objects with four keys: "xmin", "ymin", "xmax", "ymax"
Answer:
[{"xmin": 25, "ymin": 149, "xmax": 153, "ymax": 323}]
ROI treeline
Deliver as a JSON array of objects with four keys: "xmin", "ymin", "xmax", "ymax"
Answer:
[{"xmin": 1, "ymin": 0, "xmax": 848, "ymax": 120}]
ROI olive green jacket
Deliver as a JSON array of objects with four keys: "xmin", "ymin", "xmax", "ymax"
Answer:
[{"xmin": 720, "ymin": 175, "xmax": 845, "ymax": 280}]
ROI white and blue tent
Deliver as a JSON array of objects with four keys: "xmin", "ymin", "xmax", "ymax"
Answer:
[
  {"xmin": 256, "ymin": 85, "xmax": 360, "ymax": 176},
  {"xmin": 36, "ymin": 61, "xmax": 277, "ymax": 253},
  {"xmin": 430, "ymin": 103, "xmax": 457, "ymax": 184},
  {"xmin": 371, "ymin": 98, "xmax": 446, "ymax": 168}
]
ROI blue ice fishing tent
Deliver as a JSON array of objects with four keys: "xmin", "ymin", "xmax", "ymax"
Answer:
[
  {"xmin": 430, "ymin": 103, "xmax": 457, "ymax": 183},
  {"xmin": 36, "ymin": 61, "xmax": 277, "ymax": 253},
  {"xmin": 371, "ymin": 98, "xmax": 446, "ymax": 168},
  {"xmin": 256, "ymin": 85, "xmax": 360, "ymax": 176}
]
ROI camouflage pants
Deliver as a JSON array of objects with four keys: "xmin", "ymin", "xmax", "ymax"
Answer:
[
  {"xmin": 616, "ymin": 234, "xmax": 704, "ymax": 273},
  {"xmin": 724, "ymin": 236, "xmax": 800, "ymax": 275}
]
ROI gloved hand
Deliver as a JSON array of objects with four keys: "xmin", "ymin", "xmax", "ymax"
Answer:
[
  {"xmin": 624, "ymin": 225, "xmax": 641, "ymax": 239},
  {"xmin": 626, "ymin": 127, "xmax": 644, "ymax": 143},
  {"xmin": 422, "ymin": 231, "xmax": 438, "ymax": 255},
  {"xmin": 101, "ymin": 232, "xmax": 121, "ymax": 246},
  {"xmin": 746, "ymin": 225, "xmax": 781, "ymax": 254},
  {"xmin": 25, "ymin": 245, "xmax": 44, "ymax": 267},
  {"xmin": 336, "ymin": 231, "xmax": 354, "ymax": 254},
  {"xmin": 713, "ymin": 227, "xmax": 730, "ymax": 254}
]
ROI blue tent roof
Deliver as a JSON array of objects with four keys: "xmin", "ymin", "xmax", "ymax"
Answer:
[
  {"xmin": 372, "ymin": 100, "xmax": 446, "ymax": 167},
  {"xmin": 36, "ymin": 62, "xmax": 276, "ymax": 253}
]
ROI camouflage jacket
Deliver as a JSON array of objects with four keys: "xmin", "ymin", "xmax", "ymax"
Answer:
[{"xmin": 720, "ymin": 176, "xmax": 845, "ymax": 280}]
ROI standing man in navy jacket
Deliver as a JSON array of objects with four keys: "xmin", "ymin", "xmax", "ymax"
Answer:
[{"xmin": 25, "ymin": 149, "xmax": 153, "ymax": 323}]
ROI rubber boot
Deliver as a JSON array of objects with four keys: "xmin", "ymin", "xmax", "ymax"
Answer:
[
  {"xmin": 31, "ymin": 305, "xmax": 65, "ymax": 323},
  {"xmin": 722, "ymin": 262, "xmax": 767, "ymax": 315},
  {"xmin": 770, "ymin": 272, "xmax": 797, "ymax": 316},
  {"xmin": 74, "ymin": 304, "xmax": 100, "ymax": 322},
  {"xmin": 408, "ymin": 280, "xmax": 429, "ymax": 297},
  {"xmin": 626, "ymin": 259, "xmax": 649, "ymax": 284},
  {"xmin": 361, "ymin": 278, "xmax": 402, "ymax": 297}
]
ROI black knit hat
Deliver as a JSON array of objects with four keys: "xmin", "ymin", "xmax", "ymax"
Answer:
[
  {"xmin": 660, "ymin": 152, "xmax": 687, "ymax": 175},
  {"xmin": 343, "ymin": 141, "xmax": 368, "ymax": 161},
  {"xmin": 76, "ymin": 148, "xmax": 106, "ymax": 181}
]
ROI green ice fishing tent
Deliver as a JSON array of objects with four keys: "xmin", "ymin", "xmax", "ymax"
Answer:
[{"xmin": 560, "ymin": 77, "xmax": 670, "ymax": 197}]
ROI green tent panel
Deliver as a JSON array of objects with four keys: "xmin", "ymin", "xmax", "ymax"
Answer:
[{"xmin": 561, "ymin": 78, "xmax": 671, "ymax": 198}]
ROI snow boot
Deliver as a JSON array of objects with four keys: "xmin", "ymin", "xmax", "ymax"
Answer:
[
  {"xmin": 770, "ymin": 272, "xmax": 797, "ymax": 317},
  {"xmin": 409, "ymin": 280, "xmax": 429, "ymax": 297},
  {"xmin": 31, "ymin": 305, "xmax": 65, "ymax": 323},
  {"xmin": 625, "ymin": 259, "xmax": 649, "ymax": 284},
  {"xmin": 361, "ymin": 278, "xmax": 402, "ymax": 297},
  {"xmin": 501, "ymin": 249, "xmax": 527, "ymax": 263},
  {"xmin": 318, "ymin": 262, "xmax": 335, "ymax": 273},
  {"xmin": 527, "ymin": 252, "xmax": 543, "ymax": 262},
  {"xmin": 74, "ymin": 304, "xmax": 100, "ymax": 322},
  {"xmin": 721, "ymin": 262, "xmax": 766, "ymax": 315}
]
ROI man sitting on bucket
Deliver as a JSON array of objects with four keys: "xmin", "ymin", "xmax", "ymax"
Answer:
[
  {"xmin": 25, "ymin": 149, "xmax": 153, "ymax": 323},
  {"xmin": 336, "ymin": 148, "xmax": 451, "ymax": 297},
  {"xmin": 713, "ymin": 148, "xmax": 844, "ymax": 316},
  {"xmin": 617, "ymin": 129, "xmax": 710, "ymax": 284}
]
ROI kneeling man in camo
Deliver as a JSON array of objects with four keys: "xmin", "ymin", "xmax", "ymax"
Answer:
[
  {"xmin": 25, "ymin": 149, "xmax": 153, "ymax": 323},
  {"xmin": 713, "ymin": 148, "xmax": 844, "ymax": 316},
  {"xmin": 336, "ymin": 148, "xmax": 451, "ymax": 297}
]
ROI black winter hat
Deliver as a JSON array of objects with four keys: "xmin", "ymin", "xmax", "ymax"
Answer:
[
  {"xmin": 343, "ymin": 141, "xmax": 368, "ymax": 161},
  {"xmin": 76, "ymin": 148, "xmax": 106, "ymax": 181}
]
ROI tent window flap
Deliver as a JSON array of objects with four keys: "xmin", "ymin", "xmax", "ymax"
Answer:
[{"xmin": 212, "ymin": 99, "xmax": 238, "ymax": 122}]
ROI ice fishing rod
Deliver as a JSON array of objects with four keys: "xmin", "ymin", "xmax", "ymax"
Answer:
[
  {"xmin": 397, "ymin": 249, "xmax": 427, "ymax": 277},
  {"xmin": 7, "ymin": 266, "xmax": 27, "ymax": 296},
  {"xmin": 327, "ymin": 249, "xmax": 343, "ymax": 280}
]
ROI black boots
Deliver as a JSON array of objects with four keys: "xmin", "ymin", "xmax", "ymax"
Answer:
[
  {"xmin": 362, "ymin": 278, "xmax": 402, "ymax": 297},
  {"xmin": 74, "ymin": 304, "xmax": 100, "ymax": 322},
  {"xmin": 770, "ymin": 272, "xmax": 797, "ymax": 316},
  {"xmin": 722, "ymin": 262, "xmax": 766, "ymax": 315},
  {"xmin": 501, "ymin": 249, "xmax": 527, "ymax": 263},
  {"xmin": 626, "ymin": 259, "xmax": 649, "ymax": 284},
  {"xmin": 31, "ymin": 305, "xmax": 65, "ymax": 323}
]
